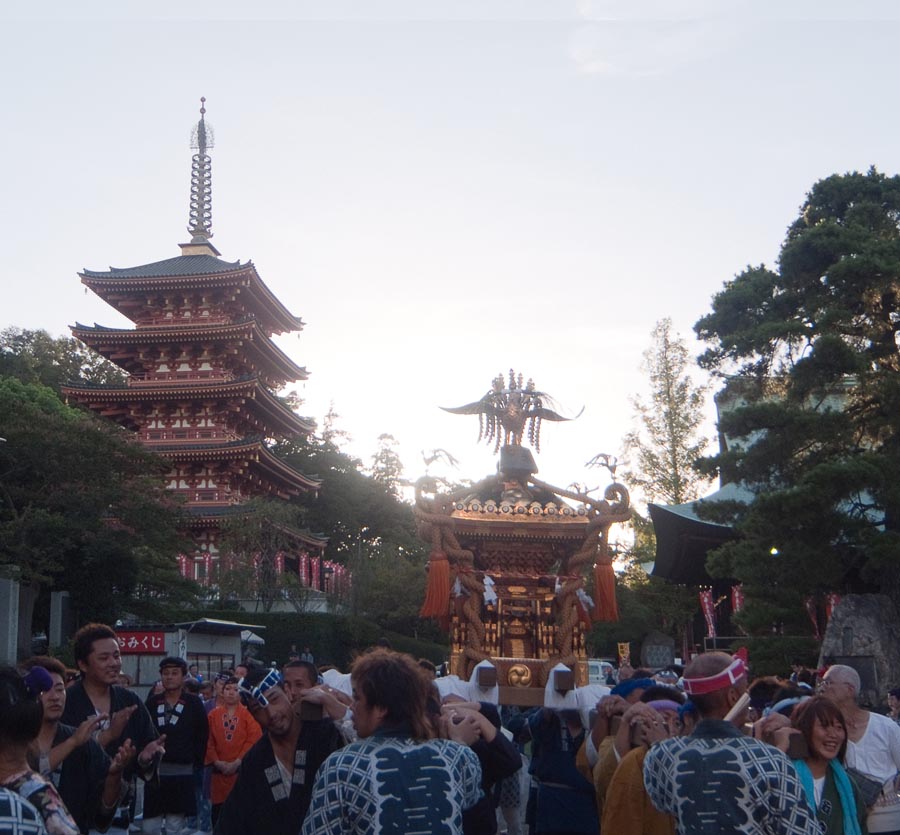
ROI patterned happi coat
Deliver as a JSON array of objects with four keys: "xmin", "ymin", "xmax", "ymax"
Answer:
[
  {"xmin": 215, "ymin": 717, "xmax": 343, "ymax": 835},
  {"xmin": 302, "ymin": 728, "xmax": 483, "ymax": 835},
  {"xmin": 643, "ymin": 719, "xmax": 820, "ymax": 835},
  {"xmin": 0, "ymin": 787, "xmax": 47, "ymax": 835}
]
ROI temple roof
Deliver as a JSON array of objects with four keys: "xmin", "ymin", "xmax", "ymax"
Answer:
[
  {"xmin": 155, "ymin": 437, "xmax": 321, "ymax": 494},
  {"xmin": 62, "ymin": 375, "xmax": 315, "ymax": 437},
  {"xmin": 446, "ymin": 472, "xmax": 628, "ymax": 538},
  {"xmin": 71, "ymin": 319, "xmax": 308, "ymax": 386},
  {"xmin": 647, "ymin": 482, "xmax": 750, "ymax": 585},
  {"xmin": 80, "ymin": 258, "xmax": 303, "ymax": 335},
  {"xmin": 272, "ymin": 520, "xmax": 329, "ymax": 549},
  {"xmin": 82, "ymin": 254, "xmax": 245, "ymax": 279},
  {"xmin": 183, "ymin": 506, "xmax": 328, "ymax": 547}
]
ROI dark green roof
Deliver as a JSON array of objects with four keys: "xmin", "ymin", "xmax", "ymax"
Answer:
[
  {"xmin": 184, "ymin": 506, "xmax": 328, "ymax": 543},
  {"xmin": 153, "ymin": 435, "xmax": 267, "ymax": 452},
  {"xmin": 82, "ymin": 254, "xmax": 248, "ymax": 279},
  {"xmin": 73, "ymin": 316, "xmax": 255, "ymax": 331},
  {"xmin": 185, "ymin": 504, "xmax": 247, "ymax": 517}
]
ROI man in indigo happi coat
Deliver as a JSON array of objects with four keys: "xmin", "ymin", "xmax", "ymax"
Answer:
[
  {"xmin": 143, "ymin": 656, "xmax": 208, "ymax": 834},
  {"xmin": 643, "ymin": 651, "xmax": 819, "ymax": 835},
  {"xmin": 214, "ymin": 666, "xmax": 343, "ymax": 835},
  {"xmin": 302, "ymin": 650, "xmax": 482, "ymax": 835},
  {"xmin": 61, "ymin": 623, "xmax": 163, "ymax": 834}
]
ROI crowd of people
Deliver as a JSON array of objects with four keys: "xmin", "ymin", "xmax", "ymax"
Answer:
[{"xmin": 2, "ymin": 624, "xmax": 900, "ymax": 835}]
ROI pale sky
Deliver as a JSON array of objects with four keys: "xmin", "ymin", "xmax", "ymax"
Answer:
[{"xmin": 4, "ymin": 1, "xmax": 900, "ymax": 522}]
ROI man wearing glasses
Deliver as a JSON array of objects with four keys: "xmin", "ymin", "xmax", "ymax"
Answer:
[{"xmin": 821, "ymin": 665, "xmax": 900, "ymax": 835}]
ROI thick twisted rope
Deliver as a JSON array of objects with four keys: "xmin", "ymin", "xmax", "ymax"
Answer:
[
  {"xmin": 414, "ymin": 480, "xmax": 489, "ymax": 677},
  {"xmin": 529, "ymin": 479, "xmax": 630, "ymax": 683}
]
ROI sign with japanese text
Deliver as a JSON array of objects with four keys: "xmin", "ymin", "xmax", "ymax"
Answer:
[{"xmin": 116, "ymin": 631, "xmax": 166, "ymax": 654}]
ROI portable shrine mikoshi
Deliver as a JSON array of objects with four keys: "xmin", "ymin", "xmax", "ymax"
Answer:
[{"xmin": 415, "ymin": 371, "xmax": 630, "ymax": 705}]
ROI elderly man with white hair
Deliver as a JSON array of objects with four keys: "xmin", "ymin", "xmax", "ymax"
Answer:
[{"xmin": 822, "ymin": 664, "xmax": 900, "ymax": 834}]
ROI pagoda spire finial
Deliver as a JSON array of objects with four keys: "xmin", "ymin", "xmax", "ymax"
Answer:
[
  {"xmin": 180, "ymin": 98, "xmax": 221, "ymax": 256},
  {"xmin": 188, "ymin": 97, "xmax": 214, "ymax": 243}
]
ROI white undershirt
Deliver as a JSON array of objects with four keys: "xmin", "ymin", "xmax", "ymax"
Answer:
[
  {"xmin": 276, "ymin": 757, "xmax": 293, "ymax": 788},
  {"xmin": 845, "ymin": 712, "xmax": 900, "ymax": 833},
  {"xmin": 813, "ymin": 775, "xmax": 825, "ymax": 806}
]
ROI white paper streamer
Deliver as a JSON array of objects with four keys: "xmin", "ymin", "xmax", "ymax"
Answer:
[
  {"xmin": 468, "ymin": 659, "xmax": 499, "ymax": 704},
  {"xmin": 483, "ymin": 575, "xmax": 497, "ymax": 605},
  {"xmin": 576, "ymin": 588, "xmax": 594, "ymax": 611},
  {"xmin": 321, "ymin": 669, "xmax": 353, "ymax": 697},
  {"xmin": 433, "ymin": 674, "xmax": 474, "ymax": 701},
  {"xmin": 543, "ymin": 662, "xmax": 579, "ymax": 711},
  {"xmin": 576, "ymin": 683, "xmax": 611, "ymax": 729}
]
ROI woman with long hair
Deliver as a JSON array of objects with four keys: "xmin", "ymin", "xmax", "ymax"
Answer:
[{"xmin": 790, "ymin": 696, "xmax": 867, "ymax": 835}]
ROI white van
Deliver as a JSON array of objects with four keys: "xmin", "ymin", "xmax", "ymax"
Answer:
[{"xmin": 587, "ymin": 659, "xmax": 615, "ymax": 685}]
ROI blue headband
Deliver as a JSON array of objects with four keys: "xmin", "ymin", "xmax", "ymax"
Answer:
[
  {"xmin": 242, "ymin": 668, "xmax": 283, "ymax": 706},
  {"xmin": 611, "ymin": 678, "xmax": 655, "ymax": 699}
]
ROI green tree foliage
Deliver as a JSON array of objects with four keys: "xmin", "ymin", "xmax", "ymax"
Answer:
[
  {"xmin": 217, "ymin": 498, "xmax": 318, "ymax": 613},
  {"xmin": 276, "ymin": 435, "xmax": 420, "ymax": 563},
  {"xmin": 201, "ymin": 609, "xmax": 447, "ymax": 669},
  {"xmin": 623, "ymin": 317, "xmax": 712, "ymax": 507},
  {"xmin": 360, "ymin": 553, "xmax": 428, "ymax": 638},
  {"xmin": 321, "ymin": 401, "xmax": 351, "ymax": 446},
  {"xmin": 600, "ymin": 319, "xmax": 708, "ymax": 652},
  {"xmin": 272, "ymin": 432, "xmax": 439, "ymax": 642},
  {"xmin": 0, "ymin": 378, "xmax": 194, "ymax": 654},
  {"xmin": 589, "ymin": 560, "xmax": 698, "ymax": 657},
  {"xmin": 0, "ymin": 327, "xmax": 126, "ymax": 392},
  {"xmin": 693, "ymin": 167, "xmax": 900, "ymax": 633},
  {"xmin": 369, "ymin": 433, "xmax": 404, "ymax": 498}
]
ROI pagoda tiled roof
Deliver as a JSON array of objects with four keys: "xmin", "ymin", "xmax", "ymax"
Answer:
[
  {"xmin": 154, "ymin": 436, "xmax": 270, "ymax": 453},
  {"xmin": 185, "ymin": 503, "xmax": 253, "ymax": 517},
  {"xmin": 268, "ymin": 520, "xmax": 330, "ymax": 548},
  {"xmin": 73, "ymin": 317, "xmax": 276, "ymax": 342},
  {"xmin": 82, "ymin": 254, "xmax": 246, "ymax": 278},
  {"xmin": 71, "ymin": 319, "xmax": 308, "ymax": 385},
  {"xmin": 155, "ymin": 436, "xmax": 322, "ymax": 492},
  {"xmin": 61, "ymin": 374, "xmax": 316, "ymax": 436},
  {"xmin": 79, "ymin": 255, "xmax": 302, "ymax": 334},
  {"xmin": 183, "ymin": 505, "xmax": 328, "ymax": 546}
]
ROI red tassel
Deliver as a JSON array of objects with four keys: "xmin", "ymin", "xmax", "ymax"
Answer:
[
  {"xmin": 420, "ymin": 550, "xmax": 450, "ymax": 618},
  {"xmin": 593, "ymin": 562, "xmax": 619, "ymax": 622}
]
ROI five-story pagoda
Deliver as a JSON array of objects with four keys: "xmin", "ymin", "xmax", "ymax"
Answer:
[{"xmin": 63, "ymin": 100, "xmax": 324, "ymax": 583}]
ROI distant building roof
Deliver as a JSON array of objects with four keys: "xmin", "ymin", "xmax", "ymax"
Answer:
[
  {"xmin": 124, "ymin": 617, "xmax": 265, "ymax": 635},
  {"xmin": 174, "ymin": 617, "xmax": 265, "ymax": 635},
  {"xmin": 648, "ymin": 482, "xmax": 753, "ymax": 585}
]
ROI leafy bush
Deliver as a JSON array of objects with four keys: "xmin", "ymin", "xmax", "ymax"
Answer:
[{"xmin": 200, "ymin": 609, "xmax": 447, "ymax": 670}]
